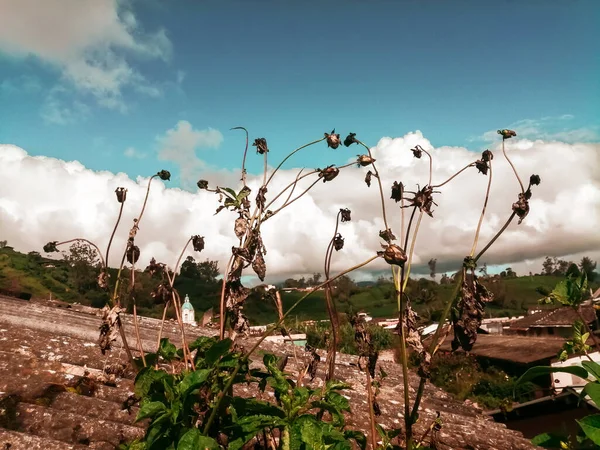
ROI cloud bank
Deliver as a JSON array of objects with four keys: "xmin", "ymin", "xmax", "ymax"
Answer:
[
  {"xmin": 0, "ymin": 0, "xmax": 171, "ymax": 119},
  {"xmin": 1, "ymin": 131, "xmax": 599, "ymax": 283}
]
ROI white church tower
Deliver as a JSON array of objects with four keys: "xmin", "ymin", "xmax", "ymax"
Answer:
[{"xmin": 181, "ymin": 294, "xmax": 197, "ymax": 326}]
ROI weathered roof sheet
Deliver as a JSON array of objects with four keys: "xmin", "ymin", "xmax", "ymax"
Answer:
[
  {"xmin": 510, "ymin": 305, "xmax": 597, "ymax": 330},
  {"xmin": 0, "ymin": 295, "xmax": 538, "ymax": 449}
]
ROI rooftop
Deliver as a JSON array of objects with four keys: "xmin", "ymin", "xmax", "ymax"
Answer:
[
  {"xmin": 509, "ymin": 305, "xmax": 597, "ymax": 330},
  {"xmin": 0, "ymin": 295, "xmax": 537, "ymax": 449}
]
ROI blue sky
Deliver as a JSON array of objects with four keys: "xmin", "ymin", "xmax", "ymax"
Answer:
[{"xmin": 1, "ymin": 0, "xmax": 599, "ymax": 188}]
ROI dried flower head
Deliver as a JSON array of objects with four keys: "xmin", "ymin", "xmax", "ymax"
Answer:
[
  {"xmin": 145, "ymin": 257, "xmax": 165, "ymax": 277},
  {"xmin": 482, "ymin": 150, "xmax": 493, "ymax": 162},
  {"xmin": 115, "ymin": 187, "xmax": 127, "ymax": 203},
  {"xmin": 253, "ymin": 138, "xmax": 269, "ymax": 154},
  {"xmin": 126, "ymin": 244, "xmax": 140, "ymax": 264},
  {"xmin": 318, "ymin": 165, "xmax": 339, "ymax": 182},
  {"xmin": 340, "ymin": 208, "xmax": 351, "ymax": 222},
  {"xmin": 43, "ymin": 241, "xmax": 59, "ymax": 253},
  {"xmin": 333, "ymin": 233, "xmax": 345, "ymax": 251},
  {"xmin": 192, "ymin": 235, "xmax": 205, "ymax": 252},
  {"xmin": 391, "ymin": 181, "xmax": 404, "ymax": 203},
  {"xmin": 344, "ymin": 132, "xmax": 358, "ymax": 147},
  {"xmin": 157, "ymin": 170, "xmax": 171, "ymax": 181},
  {"xmin": 357, "ymin": 154, "xmax": 375, "ymax": 167},
  {"xmin": 530, "ymin": 174, "xmax": 541, "ymax": 186},
  {"xmin": 474, "ymin": 160, "xmax": 489, "ymax": 175},
  {"xmin": 151, "ymin": 283, "xmax": 173, "ymax": 304},
  {"xmin": 407, "ymin": 185, "xmax": 438, "ymax": 217},
  {"xmin": 512, "ymin": 192, "xmax": 530, "ymax": 224},
  {"xmin": 197, "ymin": 179, "xmax": 209, "ymax": 190},
  {"xmin": 325, "ymin": 129, "xmax": 341, "ymax": 149},
  {"xmin": 411, "ymin": 145, "xmax": 423, "ymax": 159},
  {"xmin": 365, "ymin": 170, "xmax": 373, "ymax": 187},
  {"xmin": 379, "ymin": 229, "xmax": 397, "ymax": 243},
  {"xmin": 382, "ymin": 244, "xmax": 407, "ymax": 266},
  {"xmin": 497, "ymin": 129, "xmax": 517, "ymax": 140},
  {"xmin": 97, "ymin": 270, "xmax": 109, "ymax": 290}
]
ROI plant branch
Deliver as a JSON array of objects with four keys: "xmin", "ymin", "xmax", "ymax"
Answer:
[
  {"xmin": 431, "ymin": 163, "xmax": 475, "ymax": 189},
  {"xmin": 469, "ymin": 163, "xmax": 493, "ymax": 257},
  {"xmin": 502, "ymin": 139, "xmax": 525, "ymax": 194},
  {"xmin": 357, "ymin": 139, "xmax": 389, "ymax": 233}
]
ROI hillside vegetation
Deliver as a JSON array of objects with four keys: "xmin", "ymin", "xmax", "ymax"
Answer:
[{"xmin": 2, "ymin": 245, "xmax": 596, "ymax": 326}]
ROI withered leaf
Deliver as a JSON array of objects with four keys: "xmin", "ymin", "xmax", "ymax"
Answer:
[
  {"xmin": 234, "ymin": 216, "xmax": 247, "ymax": 239},
  {"xmin": 391, "ymin": 181, "xmax": 404, "ymax": 202},
  {"xmin": 126, "ymin": 244, "xmax": 140, "ymax": 265},
  {"xmin": 333, "ymin": 233, "xmax": 345, "ymax": 251},
  {"xmin": 344, "ymin": 132, "xmax": 357, "ymax": 147},
  {"xmin": 379, "ymin": 229, "xmax": 397, "ymax": 243},
  {"xmin": 252, "ymin": 251, "xmax": 266, "ymax": 281},
  {"xmin": 340, "ymin": 208, "xmax": 351, "ymax": 222}
]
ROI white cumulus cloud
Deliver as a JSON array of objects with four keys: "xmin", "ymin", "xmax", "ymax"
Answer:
[
  {"xmin": 0, "ymin": 0, "xmax": 171, "ymax": 114},
  {"xmin": 0, "ymin": 131, "xmax": 599, "ymax": 284}
]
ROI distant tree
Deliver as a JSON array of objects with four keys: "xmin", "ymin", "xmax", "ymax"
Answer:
[
  {"xmin": 428, "ymin": 258, "xmax": 437, "ymax": 279},
  {"xmin": 63, "ymin": 242, "xmax": 100, "ymax": 294},
  {"xmin": 311, "ymin": 273, "xmax": 322, "ymax": 286},
  {"xmin": 196, "ymin": 260, "xmax": 220, "ymax": 285},
  {"xmin": 542, "ymin": 256, "xmax": 554, "ymax": 275},
  {"xmin": 580, "ymin": 257, "xmax": 598, "ymax": 282},
  {"xmin": 0, "ymin": 240, "xmax": 7, "ymax": 249},
  {"xmin": 180, "ymin": 256, "xmax": 200, "ymax": 279},
  {"xmin": 298, "ymin": 277, "xmax": 307, "ymax": 288},
  {"xmin": 566, "ymin": 263, "xmax": 581, "ymax": 278},
  {"xmin": 284, "ymin": 278, "xmax": 299, "ymax": 288},
  {"xmin": 332, "ymin": 275, "xmax": 357, "ymax": 303},
  {"xmin": 500, "ymin": 271, "xmax": 507, "ymax": 278},
  {"xmin": 440, "ymin": 274, "xmax": 451, "ymax": 285},
  {"xmin": 505, "ymin": 267, "xmax": 517, "ymax": 278},
  {"xmin": 479, "ymin": 262, "xmax": 488, "ymax": 278},
  {"xmin": 556, "ymin": 259, "xmax": 570, "ymax": 275}
]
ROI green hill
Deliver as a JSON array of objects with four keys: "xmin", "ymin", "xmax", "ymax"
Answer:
[{"xmin": 0, "ymin": 246, "xmax": 597, "ymax": 326}]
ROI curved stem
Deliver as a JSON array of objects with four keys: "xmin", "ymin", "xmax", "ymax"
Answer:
[
  {"xmin": 263, "ymin": 178, "xmax": 321, "ymax": 220},
  {"xmin": 422, "ymin": 148, "xmax": 433, "ymax": 187},
  {"xmin": 402, "ymin": 212, "xmax": 424, "ymax": 291},
  {"xmin": 502, "ymin": 139, "xmax": 525, "ymax": 195},
  {"xmin": 137, "ymin": 175, "xmax": 158, "ymax": 226},
  {"xmin": 105, "ymin": 201, "xmax": 125, "ymax": 268},
  {"xmin": 365, "ymin": 368, "xmax": 378, "ymax": 450},
  {"xmin": 357, "ymin": 140, "xmax": 389, "ymax": 233},
  {"xmin": 231, "ymin": 127, "xmax": 249, "ymax": 187},
  {"xmin": 156, "ymin": 301, "xmax": 170, "ymax": 354},
  {"xmin": 474, "ymin": 212, "xmax": 516, "ymax": 263},
  {"xmin": 265, "ymin": 137, "xmax": 326, "ymax": 188},
  {"xmin": 167, "ymin": 237, "xmax": 193, "ymax": 286},
  {"xmin": 431, "ymin": 163, "xmax": 475, "ymax": 188},
  {"xmin": 56, "ymin": 238, "xmax": 106, "ymax": 270},
  {"xmin": 324, "ymin": 212, "xmax": 341, "ymax": 381},
  {"xmin": 130, "ymin": 265, "xmax": 146, "ymax": 367},
  {"xmin": 469, "ymin": 163, "xmax": 493, "ymax": 257}
]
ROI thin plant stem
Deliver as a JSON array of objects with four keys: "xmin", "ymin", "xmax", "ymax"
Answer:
[
  {"xmin": 105, "ymin": 201, "xmax": 125, "ymax": 268},
  {"xmin": 130, "ymin": 264, "xmax": 146, "ymax": 367},
  {"xmin": 203, "ymin": 255, "xmax": 381, "ymax": 436},
  {"xmin": 156, "ymin": 301, "xmax": 170, "ymax": 354},
  {"xmin": 474, "ymin": 212, "xmax": 516, "ymax": 263},
  {"xmin": 469, "ymin": 163, "xmax": 493, "ymax": 257},
  {"xmin": 365, "ymin": 368, "xmax": 378, "ymax": 450},
  {"xmin": 431, "ymin": 163, "xmax": 474, "ymax": 189},
  {"xmin": 357, "ymin": 140, "xmax": 389, "ymax": 233},
  {"xmin": 264, "ymin": 178, "xmax": 321, "ymax": 219},
  {"xmin": 323, "ymin": 211, "xmax": 342, "ymax": 381},
  {"xmin": 219, "ymin": 255, "xmax": 234, "ymax": 340},
  {"xmin": 502, "ymin": 139, "xmax": 525, "ymax": 194},
  {"xmin": 264, "ymin": 137, "xmax": 326, "ymax": 188},
  {"xmin": 231, "ymin": 127, "xmax": 249, "ymax": 187},
  {"xmin": 402, "ymin": 212, "xmax": 424, "ymax": 291},
  {"xmin": 397, "ymin": 266, "xmax": 413, "ymax": 448},
  {"xmin": 117, "ymin": 320, "xmax": 137, "ymax": 370}
]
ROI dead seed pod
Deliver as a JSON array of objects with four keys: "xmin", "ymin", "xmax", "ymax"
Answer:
[
  {"xmin": 325, "ymin": 129, "xmax": 341, "ymax": 149},
  {"xmin": 497, "ymin": 129, "xmax": 517, "ymax": 140},
  {"xmin": 156, "ymin": 170, "xmax": 171, "ymax": 181},
  {"xmin": 482, "ymin": 149, "xmax": 493, "ymax": 162},
  {"xmin": 340, "ymin": 208, "xmax": 351, "ymax": 222},
  {"xmin": 391, "ymin": 181, "xmax": 404, "ymax": 202},
  {"xmin": 365, "ymin": 170, "xmax": 377, "ymax": 187},
  {"xmin": 126, "ymin": 244, "xmax": 140, "ymax": 264},
  {"xmin": 197, "ymin": 179, "xmax": 209, "ymax": 190},
  {"xmin": 318, "ymin": 165, "xmax": 339, "ymax": 182},
  {"xmin": 151, "ymin": 283, "xmax": 173, "ymax": 304},
  {"xmin": 411, "ymin": 145, "xmax": 423, "ymax": 159},
  {"xmin": 43, "ymin": 241, "xmax": 59, "ymax": 253},
  {"xmin": 192, "ymin": 235, "xmax": 205, "ymax": 252},
  {"xmin": 253, "ymin": 138, "xmax": 269, "ymax": 154},
  {"xmin": 407, "ymin": 185, "xmax": 439, "ymax": 217},
  {"xmin": 530, "ymin": 174, "xmax": 541, "ymax": 186},
  {"xmin": 357, "ymin": 154, "xmax": 375, "ymax": 167},
  {"xmin": 115, "ymin": 187, "xmax": 127, "ymax": 203},
  {"xmin": 344, "ymin": 132, "xmax": 358, "ymax": 147},
  {"xmin": 475, "ymin": 160, "xmax": 489, "ymax": 175},
  {"xmin": 512, "ymin": 192, "xmax": 530, "ymax": 224},
  {"xmin": 379, "ymin": 229, "xmax": 397, "ymax": 243},
  {"xmin": 382, "ymin": 244, "xmax": 407, "ymax": 266},
  {"xmin": 333, "ymin": 233, "xmax": 345, "ymax": 251}
]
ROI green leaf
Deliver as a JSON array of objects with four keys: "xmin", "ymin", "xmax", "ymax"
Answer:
[
  {"xmin": 134, "ymin": 367, "xmax": 170, "ymax": 398},
  {"xmin": 158, "ymin": 338, "xmax": 179, "ymax": 361},
  {"xmin": 344, "ymin": 430, "xmax": 367, "ymax": 450},
  {"xmin": 531, "ymin": 432, "xmax": 568, "ymax": 448},
  {"xmin": 230, "ymin": 397, "xmax": 286, "ymax": 418},
  {"xmin": 583, "ymin": 361, "xmax": 600, "ymax": 382},
  {"xmin": 177, "ymin": 428, "xmax": 219, "ymax": 450},
  {"xmin": 515, "ymin": 365, "xmax": 588, "ymax": 392},
  {"xmin": 236, "ymin": 188, "xmax": 251, "ymax": 202},
  {"xmin": 325, "ymin": 380, "xmax": 352, "ymax": 392},
  {"xmin": 136, "ymin": 401, "xmax": 167, "ymax": 422},
  {"xmin": 221, "ymin": 187, "xmax": 237, "ymax": 199},
  {"xmin": 577, "ymin": 414, "xmax": 600, "ymax": 445},
  {"xmin": 299, "ymin": 417, "xmax": 326, "ymax": 450},
  {"xmin": 178, "ymin": 369, "xmax": 211, "ymax": 397},
  {"xmin": 226, "ymin": 414, "xmax": 286, "ymax": 450},
  {"xmin": 581, "ymin": 382, "xmax": 600, "ymax": 406},
  {"xmin": 205, "ymin": 338, "xmax": 232, "ymax": 366}
]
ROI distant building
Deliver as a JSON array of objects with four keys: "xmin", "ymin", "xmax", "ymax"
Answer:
[
  {"xmin": 506, "ymin": 304, "xmax": 598, "ymax": 338},
  {"xmin": 181, "ymin": 294, "xmax": 197, "ymax": 326}
]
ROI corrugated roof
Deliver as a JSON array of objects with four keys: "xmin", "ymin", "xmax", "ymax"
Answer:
[{"xmin": 509, "ymin": 305, "xmax": 597, "ymax": 330}]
